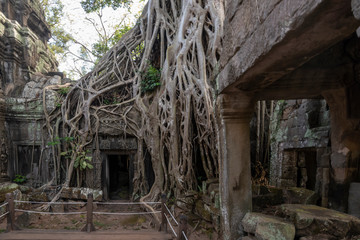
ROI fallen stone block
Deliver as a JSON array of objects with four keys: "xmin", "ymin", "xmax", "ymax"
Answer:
[
  {"xmin": 60, "ymin": 187, "xmax": 103, "ymax": 201},
  {"xmin": 242, "ymin": 212, "xmax": 295, "ymax": 240},
  {"xmin": 0, "ymin": 182, "xmax": 19, "ymax": 202},
  {"xmin": 278, "ymin": 204, "xmax": 360, "ymax": 238},
  {"xmin": 284, "ymin": 187, "xmax": 319, "ymax": 205}
]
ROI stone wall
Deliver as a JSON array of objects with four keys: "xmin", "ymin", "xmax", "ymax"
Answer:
[
  {"xmin": 270, "ymin": 99, "xmax": 331, "ymax": 204},
  {"xmin": 5, "ymin": 74, "xmax": 62, "ymax": 185},
  {"xmin": 0, "ymin": 0, "xmax": 58, "ymax": 185},
  {"xmin": 0, "ymin": 0, "xmax": 57, "ymax": 97}
]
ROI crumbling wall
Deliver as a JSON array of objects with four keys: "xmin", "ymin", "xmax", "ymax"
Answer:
[
  {"xmin": 0, "ymin": 0, "xmax": 58, "ymax": 185},
  {"xmin": 6, "ymin": 74, "xmax": 63, "ymax": 185},
  {"xmin": 0, "ymin": 0, "xmax": 57, "ymax": 97},
  {"xmin": 270, "ymin": 99, "xmax": 331, "ymax": 203}
]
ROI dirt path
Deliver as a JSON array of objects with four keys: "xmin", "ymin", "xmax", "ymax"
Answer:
[{"xmin": 1, "ymin": 229, "xmax": 172, "ymax": 240}]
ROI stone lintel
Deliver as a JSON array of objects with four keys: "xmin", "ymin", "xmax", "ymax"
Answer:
[{"xmin": 219, "ymin": 0, "xmax": 359, "ymax": 94}]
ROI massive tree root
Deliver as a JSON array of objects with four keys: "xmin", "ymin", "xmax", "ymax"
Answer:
[{"xmin": 46, "ymin": 0, "xmax": 224, "ymax": 202}]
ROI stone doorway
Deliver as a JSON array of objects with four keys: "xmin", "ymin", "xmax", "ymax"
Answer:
[
  {"xmin": 103, "ymin": 154, "xmax": 134, "ymax": 200},
  {"xmin": 16, "ymin": 145, "xmax": 40, "ymax": 177},
  {"xmin": 297, "ymin": 150, "xmax": 317, "ymax": 191}
]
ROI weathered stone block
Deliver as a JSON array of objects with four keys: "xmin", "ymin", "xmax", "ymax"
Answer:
[
  {"xmin": 252, "ymin": 185, "xmax": 284, "ymax": 209},
  {"xmin": 278, "ymin": 204, "xmax": 360, "ymax": 238},
  {"xmin": 318, "ymin": 153, "xmax": 330, "ymax": 168},
  {"xmin": 353, "ymin": 0, "xmax": 360, "ymax": 20},
  {"xmin": 299, "ymin": 234, "xmax": 337, "ymax": 240},
  {"xmin": 60, "ymin": 187, "xmax": 103, "ymax": 201},
  {"xmin": 348, "ymin": 182, "xmax": 360, "ymax": 218},
  {"xmin": 0, "ymin": 182, "xmax": 19, "ymax": 202},
  {"xmin": 50, "ymin": 203, "xmax": 65, "ymax": 213},
  {"xmin": 279, "ymin": 179, "xmax": 297, "ymax": 188},
  {"xmin": 284, "ymin": 187, "xmax": 319, "ymax": 205},
  {"xmin": 242, "ymin": 236, "xmax": 257, "ymax": 240},
  {"xmin": 283, "ymin": 151, "xmax": 297, "ymax": 166},
  {"xmin": 281, "ymin": 165, "xmax": 297, "ymax": 180},
  {"xmin": 19, "ymin": 185, "xmax": 32, "ymax": 194},
  {"xmin": 28, "ymin": 191, "xmax": 48, "ymax": 202},
  {"xmin": 242, "ymin": 212, "xmax": 295, "ymax": 240}
]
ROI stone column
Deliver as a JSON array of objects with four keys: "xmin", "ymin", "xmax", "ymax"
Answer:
[
  {"xmin": 217, "ymin": 93, "xmax": 254, "ymax": 240},
  {"xmin": 323, "ymin": 88, "xmax": 360, "ymax": 211}
]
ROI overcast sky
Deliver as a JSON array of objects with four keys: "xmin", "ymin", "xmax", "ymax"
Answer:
[{"xmin": 57, "ymin": 0, "xmax": 145, "ymax": 79}]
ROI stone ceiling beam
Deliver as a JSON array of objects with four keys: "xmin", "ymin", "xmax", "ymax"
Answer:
[{"xmin": 218, "ymin": 0, "xmax": 360, "ymax": 94}]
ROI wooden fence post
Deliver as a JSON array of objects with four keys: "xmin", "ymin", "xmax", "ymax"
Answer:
[
  {"xmin": 160, "ymin": 194, "xmax": 167, "ymax": 232},
  {"xmin": 177, "ymin": 215, "xmax": 188, "ymax": 240},
  {"xmin": 82, "ymin": 193, "xmax": 95, "ymax": 232},
  {"xmin": 6, "ymin": 193, "xmax": 16, "ymax": 232}
]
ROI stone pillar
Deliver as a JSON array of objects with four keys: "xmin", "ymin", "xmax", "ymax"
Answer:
[
  {"xmin": 0, "ymin": 89, "xmax": 9, "ymax": 182},
  {"xmin": 217, "ymin": 93, "xmax": 254, "ymax": 240},
  {"xmin": 323, "ymin": 88, "xmax": 360, "ymax": 211}
]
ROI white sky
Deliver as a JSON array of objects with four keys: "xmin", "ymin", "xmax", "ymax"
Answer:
[{"xmin": 57, "ymin": 0, "xmax": 146, "ymax": 79}]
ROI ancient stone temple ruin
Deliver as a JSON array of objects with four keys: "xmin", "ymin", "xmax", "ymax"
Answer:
[
  {"xmin": 1, "ymin": 0, "xmax": 360, "ymax": 239},
  {"xmin": 217, "ymin": 0, "xmax": 360, "ymax": 238},
  {"xmin": 0, "ymin": 0, "xmax": 58, "ymax": 184},
  {"xmin": 270, "ymin": 99, "xmax": 331, "ymax": 204},
  {"xmin": 0, "ymin": 1, "xmax": 150, "ymax": 201}
]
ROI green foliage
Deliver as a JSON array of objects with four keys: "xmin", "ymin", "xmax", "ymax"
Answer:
[
  {"xmin": 13, "ymin": 175, "xmax": 27, "ymax": 184},
  {"xmin": 41, "ymin": 0, "xmax": 75, "ymax": 55},
  {"xmin": 58, "ymin": 87, "xmax": 70, "ymax": 96},
  {"xmin": 91, "ymin": 24, "xmax": 132, "ymax": 62},
  {"xmin": 74, "ymin": 151, "xmax": 94, "ymax": 171},
  {"xmin": 140, "ymin": 65, "xmax": 161, "ymax": 93},
  {"xmin": 47, "ymin": 139, "xmax": 60, "ymax": 146},
  {"xmin": 49, "ymin": 137, "xmax": 93, "ymax": 170},
  {"xmin": 63, "ymin": 136, "xmax": 75, "ymax": 142},
  {"xmin": 80, "ymin": 0, "xmax": 133, "ymax": 13}
]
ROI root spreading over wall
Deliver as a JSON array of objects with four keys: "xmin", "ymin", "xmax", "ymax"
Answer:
[{"xmin": 45, "ymin": 0, "xmax": 224, "ymax": 201}]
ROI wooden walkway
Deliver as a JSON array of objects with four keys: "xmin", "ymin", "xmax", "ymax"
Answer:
[{"xmin": 0, "ymin": 230, "xmax": 173, "ymax": 240}]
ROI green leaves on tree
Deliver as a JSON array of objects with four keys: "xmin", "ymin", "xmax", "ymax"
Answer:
[
  {"xmin": 80, "ymin": 0, "xmax": 133, "ymax": 13},
  {"xmin": 140, "ymin": 65, "xmax": 161, "ymax": 93},
  {"xmin": 91, "ymin": 24, "xmax": 132, "ymax": 62},
  {"xmin": 13, "ymin": 175, "xmax": 27, "ymax": 184},
  {"xmin": 74, "ymin": 151, "xmax": 94, "ymax": 170},
  {"xmin": 48, "ymin": 137, "xmax": 93, "ymax": 170},
  {"xmin": 41, "ymin": 0, "xmax": 75, "ymax": 55}
]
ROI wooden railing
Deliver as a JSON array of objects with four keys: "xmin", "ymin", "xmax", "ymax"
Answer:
[{"xmin": 0, "ymin": 192, "xmax": 189, "ymax": 240}]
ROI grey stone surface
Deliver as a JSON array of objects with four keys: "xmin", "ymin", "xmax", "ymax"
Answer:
[
  {"xmin": 0, "ymin": 182, "xmax": 19, "ymax": 202},
  {"xmin": 348, "ymin": 182, "xmax": 360, "ymax": 218},
  {"xmin": 284, "ymin": 188, "xmax": 319, "ymax": 205},
  {"xmin": 28, "ymin": 191, "xmax": 48, "ymax": 202},
  {"xmin": 242, "ymin": 212, "xmax": 295, "ymax": 240},
  {"xmin": 98, "ymin": 137, "xmax": 137, "ymax": 150},
  {"xmin": 299, "ymin": 234, "xmax": 336, "ymax": 240},
  {"xmin": 60, "ymin": 187, "xmax": 103, "ymax": 201},
  {"xmin": 352, "ymin": 0, "xmax": 360, "ymax": 19},
  {"xmin": 219, "ymin": 0, "xmax": 359, "ymax": 94},
  {"xmin": 269, "ymin": 99, "xmax": 330, "ymax": 192},
  {"xmin": 278, "ymin": 204, "xmax": 360, "ymax": 238}
]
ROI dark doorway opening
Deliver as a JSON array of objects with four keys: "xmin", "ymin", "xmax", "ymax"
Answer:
[
  {"xmin": 304, "ymin": 151, "xmax": 317, "ymax": 191},
  {"xmin": 108, "ymin": 155, "xmax": 131, "ymax": 200},
  {"xmin": 17, "ymin": 145, "xmax": 40, "ymax": 176},
  {"xmin": 296, "ymin": 150, "xmax": 317, "ymax": 191},
  {"xmin": 144, "ymin": 149, "xmax": 155, "ymax": 191}
]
